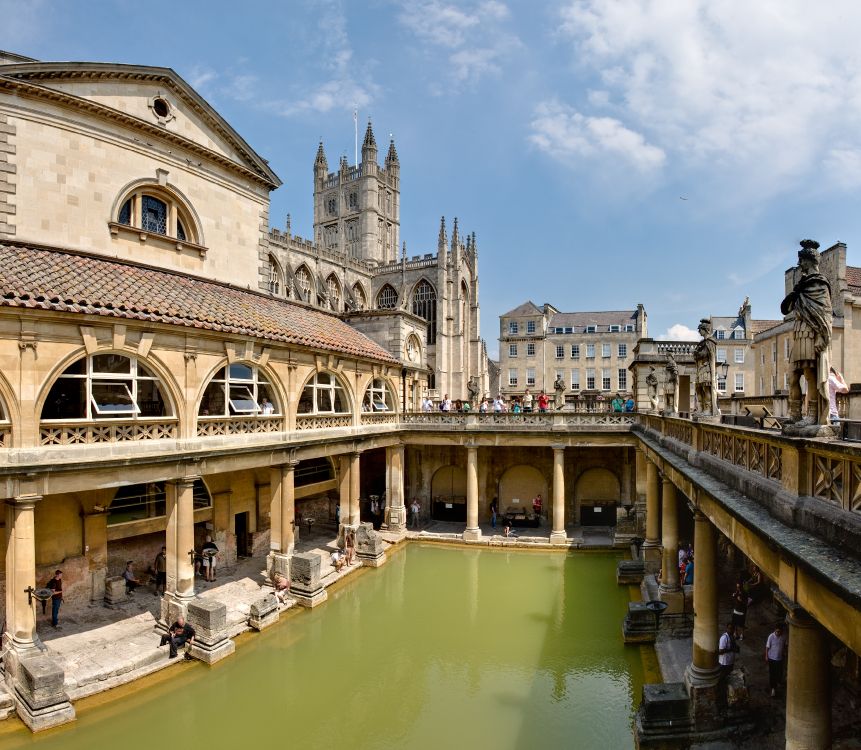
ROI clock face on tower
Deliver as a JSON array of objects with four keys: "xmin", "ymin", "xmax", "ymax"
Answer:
[{"xmin": 406, "ymin": 336, "xmax": 419, "ymax": 363}]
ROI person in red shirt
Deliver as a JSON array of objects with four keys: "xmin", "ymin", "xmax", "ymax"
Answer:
[
  {"xmin": 532, "ymin": 494, "xmax": 543, "ymax": 523},
  {"xmin": 537, "ymin": 391, "xmax": 549, "ymax": 412}
]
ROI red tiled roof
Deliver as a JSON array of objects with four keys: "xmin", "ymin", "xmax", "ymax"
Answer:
[
  {"xmin": 751, "ymin": 319, "xmax": 782, "ymax": 335},
  {"xmin": 847, "ymin": 265, "xmax": 861, "ymax": 294},
  {"xmin": 0, "ymin": 243, "xmax": 398, "ymax": 364}
]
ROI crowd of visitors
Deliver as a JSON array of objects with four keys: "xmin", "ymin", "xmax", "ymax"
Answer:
[{"xmin": 420, "ymin": 391, "xmax": 636, "ymax": 413}]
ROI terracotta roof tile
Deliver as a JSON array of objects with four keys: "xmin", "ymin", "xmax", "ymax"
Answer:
[
  {"xmin": 0, "ymin": 244, "xmax": 398, "ymax": 364},
  {"xmin": 751, "ymin": 319, "xmax": 783, "ymax": 335},
  {"xmin": 847, "ymin": 265, "xmax": 861, "ymax": 294}
]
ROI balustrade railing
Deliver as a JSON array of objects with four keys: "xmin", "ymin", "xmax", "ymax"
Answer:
[
  {"xmin": 295, "ymin": 414, "xmax": 353, "ymax": 431},
  {"xmin": 360, "ymin": 412, "xmax": 399, "ymax": 425},
  {"xmin": 196, "ymin": 416, "xmax": 283, "ymax": 437},
  {"xmin": 807, "ymin": 445, "xmax": 861, "ymax": 514},
  {"xmin": 40, "ymin": 419, "xmax": 179, "ymax": 446}
]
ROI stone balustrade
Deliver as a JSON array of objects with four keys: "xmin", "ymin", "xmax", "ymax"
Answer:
[
  {"xmin": 39, "ymin": 419, "xmax": 179, "ymax": 445},
  {"xmin": 196, "ymin": 415, "xmax": 284, "ymax": 437},
  {"xmin": 295, "ymin": 414, "xmax": 353, "ymax": 431}
]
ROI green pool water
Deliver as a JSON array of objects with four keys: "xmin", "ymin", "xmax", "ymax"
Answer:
[{"xmin": 2, "ymin": 545, "xmax": 649, "ymax": 750}]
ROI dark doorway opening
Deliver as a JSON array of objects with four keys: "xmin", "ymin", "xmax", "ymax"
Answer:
[
  {"xmin": 235, "ymin": 511, "xmax": 250, "ymax": 558},
  {"xmin": 580, "ymin": 503, "xmax": 617, "ymax": 526}
]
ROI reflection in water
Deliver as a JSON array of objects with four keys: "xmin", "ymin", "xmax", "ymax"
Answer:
[{"xmin": 1, "ymin": 545, "xmax": 644, "ymax": 750}]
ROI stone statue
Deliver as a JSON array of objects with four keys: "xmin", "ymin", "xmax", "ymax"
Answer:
[
  {"xmin": 645, "ymin": 366, "xmax": 659, "ymax": 412},
  {"xmin": 780, "ymin": 239, "xmax": 833, "ymax": 431},
  {"xmin": 692, "ymin": 318, "xmax": 718, "ymax": 417},
  {"xmin": 467, "ymin": 376, "xmax": 480, "ymax": 406},
  {"xmin": 553, "ymin": 375, "xmax": 566, "ymax": 409},
  {"xmin": 664, "ymin": 351, "xmax": 679, "ymax": 416}
]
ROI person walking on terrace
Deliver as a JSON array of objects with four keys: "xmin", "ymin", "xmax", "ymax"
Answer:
[
  {"xmin": 764, "ymin": 622, "xmax": 787, "ymax": 697},
  {"xmin": 201, "ymin": 535, "xmax": 218, "ymax": 582},
  {"xmin": 46, "ymin": 569, "xmax": 63, "ymax": 628},
  {"xmin": 153, "ymin": 546, "xmax": 167, "ymax": 596}
]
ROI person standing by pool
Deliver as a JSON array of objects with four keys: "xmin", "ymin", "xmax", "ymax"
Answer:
[
  {"xmin": 410, "ymin": 498, "xmax": 420, "ymax": 529},
  {"xmin": 46, "ymin": 569, "xmax": 63, "ymax": 627},
  {"xmin": 202, "ymin": 535, "xmax": 218, "ymax": 582},
  {"xmin": 153, "ymin": 546, "xmax": 167, "ymax": 596},
  {"xmin": 345, "ymin": 530, "xmax": 356, "ymax": 566},
  {"xmin": 490, "ymin": 498, "xmax": 498, "ymax": 528},
  {"xmin": 731, "ymin": 582, "xmax": 750, "ymax": 640},
  {"xmin": 764, "ymin": 622, "xmax": 787, "ymax": 697},
  {"xmin": 532, "ymin": 494, "xmax": 543, "ymax": 523}
]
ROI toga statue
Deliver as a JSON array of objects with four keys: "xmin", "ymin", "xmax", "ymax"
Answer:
[
  {"xmin": 780, "ymin": 239, "xmax": 832, "ymax": 428},
  {"xmin": 645, "ymin": 366, "xmax": 659, "ymax": 412},
  {"xmin": 664, "ymin": 351, "xmax": 679, "ymax": 416},
  {"xmin": 553, "ymin": 375, "xmax": 566, "ymax": 410},
  {"xmin": 692, "ymin": 318, "xmax": 718, "ymax": 417},
  {"xmin": 466, "ymin": 376, "xmax": 480, "ymax": 407}
]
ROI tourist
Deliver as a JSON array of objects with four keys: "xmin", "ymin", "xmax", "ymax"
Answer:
[
  {"xmin": 462, "ymin": 400, "xmax": 471, "ymax": 413},
  {"xmin": 532, "ymin": 494, "xmax": 543, "ymax": 522},
  {"xmin": 490, "ymin": 498, "xmax": 498, "ymax": 528},
  {"xmin": 731, "ymin": 582, "xmax": 751, "ymax": 640},
  {"xmin": 764, "ymin": 622, "xmax": 787, "ymax": 697},
  {"xmin": 827, "ymin": 367, "xmax": 849, "ymax": 423},
  {"xmin": 512, "ymin": 398, "xmax": 521, "ymax": 414},
  {"xmin": 422, "ymin": 395, "xmax": 433, "ymax": 412},
  {"xmin": 611, "ymin": 395, "xmax": 624, "ymax": 413},
  {"xmin": 330, "ymin": 549, "xmax": 346, "ymax": 573},
  {"xmin": 479, "ymin": 398, "xmax": 488, "ymax": 413},
  {"xmin": 123, "ymin": 561, "xmax": 142, "ymax": 594},
  {"xmin": 537, "ymin": 391, "xmax": 549, "ymax": 412},
  {"xmin": 683, "ymin": 556, "xmax": 694, "ymax": 586},
  {"xmin": 746, "ymin": 566, "xmax": 763, "ymax": 603},
  {"xmin": 624, "ymin": 397, "xmax": 635, "ymax": 412},
  {"xmin": 273, "ymin": 572, "xmax": 291, "ymax": 603},
  {"xmin": 454, "ymin": 399, "xmax": 463, "ymax": 413},
  {"xmin": 202, "ymin": 535, "xmax": 218, "ymax": 582},
  {"xmin": 46, "ymin": 569, "xmax": 63, "ymax": 628},
  {"xmin": 335, "ymin": 504, "xmax": 340, "ymax": 525},
  {"xmin": 345, "ymin": 530, "xmax": 356, "ymax": 565},
  {"xmin": 261, "ymin": 397, "xmax": 274, "ymax": 415},
  {"xmin": 158, "ymin": 615, "xmax": 195, "ymax": 660},
  {"xmin": 718, "ymin": 622, "xmax": 740, "ymax": 681},
  {"xmin": 153, "ymin": 546, "xmax": 167, "ymax": 596},
  {"xmin": 410, "ymin": 498, "xmax": 421, "ymax": 528},
  {"xmin": 493, "ymin": 395, "xmax": 504, "ymax": 413},
  {"xmin": 440, "ymin": 394, "xmax": 452, "ymax": 412},
  {"xmin": 523, "ymin": 388, "xmax": 534, "ymax": 413},
  {"xmin": 503, "ymin": 518, "xmax": 514, "ymax": 537}
]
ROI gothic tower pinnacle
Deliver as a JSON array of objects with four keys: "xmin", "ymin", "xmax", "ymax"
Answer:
[{"xmin": 361, "ymin": 120, "xmax": 378, "ymax": 164}]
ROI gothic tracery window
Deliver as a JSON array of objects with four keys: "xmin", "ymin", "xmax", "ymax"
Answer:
[
  {"xmin": 377, "ymin": 284, "xmax": 398, "ymax": 309},
  {"xmin": 352, "ymin": 283, "xmax": 367, "ymax": 310},
  {"xmin": 412, "ymin": 279, "xmax": 437, "ymax": 344},
  {"xmin": 268, "ymin": 255, "xmax": 282, "ymax": 295},
  {"xmin": 327, "ymin": 275, "xmax": 341, "ymax": 311},
  {"xmin": 295, "ymin": 266, "xmax": 312, "ymax": 302}
]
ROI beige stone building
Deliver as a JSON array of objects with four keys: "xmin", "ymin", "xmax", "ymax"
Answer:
[{"xmin": 498, "ymin": 301, "xmax": 647, "ymax": 403}]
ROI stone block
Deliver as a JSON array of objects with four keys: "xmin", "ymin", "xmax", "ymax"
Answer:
[
  {"xmin": 290, "ymin": 552, "xmax": 327, "ymax": 608},
  {"xmin": 187, "ymin": 598, "xmax": 234, "ymax": 664},
  {"xmin": 637, "ymin": 682, "xmax": 692, "ymax": 733},
  {"xmin": 14, "ymin": 654, "xmax": 76, "ymax": 731},
  {"xmin": 622, "ymin": 601, "xmax": 658, "ymax": 644},
  {"xmin": 726, "ymin": 667, "xmax": 749, "ymax": 710},
  {"xmin": 355, "ymin": 522, "xmax": 387, "ymax": 566},
  {"xmin": 104, "ymin": 575, "xmax": 129, "ymax": 607},
  {"xmin": 249, "ymin": 593, "xmax": 279, "ymax": 631},
  {"xmin": 616, "ymin": 559, "xmax": 645, "ymax": 585}
]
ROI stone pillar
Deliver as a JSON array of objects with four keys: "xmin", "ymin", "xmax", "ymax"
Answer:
[
  {"xmin": 786, "ymin": 609, "xmax": 832, "ymax": 750},
  {"xmin": 659, "ymin": 478, "xmax": 683, "ymax": 613},
  {"xmin": 162, "ymin": 477, "xmax": 196, "ymax": 625},
  {"xmin": 685, "ymin": 511, "xmax": 721, "ymax": 723},
  {"xmin": 82, "ymin": 509, "xmax": 108, "ymax": 603},
  {"xmin": 384, "ymin": 443, "xmax": 406, "ymax": 532},
  {"xmin": 338, "ymin": 454, "xmax": 351, "ymax": 532},
  {"xmin": 463, "ymin": 444, "xmax": 481, "ymax": 541},
  {"xmin": 642, "ymin": 460, "xmax": 661, "ymax": 568},
  {"xmin": 550, "ymin": 446, "xmax": 567, "ymax": 545},
  {"xmin": 349, "ymin": 451, "xmax": 361, "ymax": 526},
  {"xmin": 268, "ymin": 461, "xmax": 297, "ymax": 580}
]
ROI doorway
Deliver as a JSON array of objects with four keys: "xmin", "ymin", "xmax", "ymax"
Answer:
[{"xmin": 235, "ymin": 511, "xmax": 250, "ymax": 558}]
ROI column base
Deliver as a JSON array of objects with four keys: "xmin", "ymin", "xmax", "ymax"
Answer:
[
  {"xmin": 357, "ymin": 551, "xmax": 388, "ymax": 568},
  {"xmin": 549, "ymin": 530, "xmax": 568, "ymax": 546},
  {"xmin": 642, "ymin": 541, "xmax": 661, "ymax": 571},
  {"xmin": 291, "ymin": 587, "xmax": 328, "ymax": 608},
  {"xmin": 12, "ymin": 654, "xmax": 76, "ymax": 732},
  {"xmin": 685, "ymin": 663, "xmax": 721, "ymax": 727},
  {"xmin": 186, "ymin": 598, "xmax": 235, "ymax": 665},
  {"xmin": 158, "ymin": 591, "xmax": 194, "ymax": 631},
  {"xmin": 383, "ymin": 507, "xmax": 406, "ymax": 533},
  {"xmin": 463, "ymin": 527, "xmax": 482, "ymax": 542},
  {"xmin": 658, "ymin": 586, "xmax": 684, "ymax": 614}
]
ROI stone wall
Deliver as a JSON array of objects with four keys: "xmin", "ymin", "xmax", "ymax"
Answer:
[{"xmin": 0, "ymin": 113, "xmax": 15, "ymax": 238}]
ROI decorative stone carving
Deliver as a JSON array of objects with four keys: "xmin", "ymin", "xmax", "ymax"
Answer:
[
  {"xmin": 355, "ymin": 522, "xmax": 387, "ymax": 567},
  {"xmin": 186, "ymin": 598, "xmax": 235, "ymax": 664},
  {"xmin": 663, "ymin": 352, "xmax": 679, "ymax": 416},
  {"xmin": 645, "ymin": 366, "xmax": 659, "ymax": 412},
  {"xmin": 467, "ymin": 376, "xmax": 480, "ymax": 407},
  {"xmin": 781, "ymin": 239, "xmax": 835, "ymax": 436},
  {"xmin": 692, "ymin": 318, "xmax": 718, "ymax": 418},
  {"xmin": 290, "ymin": 552, "xmax": 328, "ymax": 607}
]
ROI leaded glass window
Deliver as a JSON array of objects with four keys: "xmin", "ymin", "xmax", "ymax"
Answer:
[
  {"xmin": 377, "ymin": 284, "xmax": 398, "ymax": 310},
  {"xmin": 141, "ymin": 195, "xmax": 168, "ymax": 235},
  {"xmin": 327, "ymin": 275, "xmax": 341, "ymax": 311},
  {"xmin": 412, "ymin": 279, "xmax": 437, "ymax": 344},
  {"xmin": 295, "ymin": 266, "xmax": 312, "ymax": 302},
  {"xmin": 119, "ymin": 199, "xmax": 132, "ymax": 225}
]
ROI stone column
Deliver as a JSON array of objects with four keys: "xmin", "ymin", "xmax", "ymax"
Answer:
[
  {"xmin": 659, "ymin": 478, "xmax": 683, "ymax": 613},
  {"xmin": 463, "ymin": 444, "xmax": 481, "ymax": 541},
  {"xmin": 349, "ymin": 451, "xmax": 361, "ymax": 526},
  {"xmin": 4, "ymin": 496, "xmax": 38, "ymax": 656},
  {"xmin": 642, "ymin": 459, "xmax": 661, "ymax": 568},
  {"xmin": 162, "ymin": 477, "xmax": 196, "ymax": 624},
  {"xmin": 786, "ymin": 608, "xmax": 832, "ymax": 750},
  {"xmin": 268, "ymin": 461, "xmax": 297, "ymax": 580},
  {"xmin": 339, "ymin": 454, "xmax": 351, "ymax": 533},
  {"xmin": 550, "ymin": 446, "xmax": 567, "ymax": 545},
  {"xmin": 685, "ymin": 511, "xmax": 721, "ymax": 722},
  {"xmin": 384, "ymin": 443, "xmax": 406, "ymax": 532}
]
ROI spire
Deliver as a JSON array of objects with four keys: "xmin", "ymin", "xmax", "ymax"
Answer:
[
  {"xmin": 363, "ymin": 120, "xmax": 377, "ymax": 149},
  {"xmin": 471, "ymin": 231, "xmax": 477, "ymax": 255},
  {"xmin": 401, "ymin": 240, "xmax": 407, "ymax": 261},
  {"xmin": 361, "ymin": 119, "xmax": 378, "ymax": 164},
  {"xmin": 314, "ymin": 140, "xmax": 328, "ymax": 172},
  {"xmin": 386, "ymin": 138, "xmax": 399, "ymax": 166},
  {"xmin": 451, "ymin": 217, "xmax": 459, "ymax": 250},
  {"xmin": 438, "ymin": 216, "xmax": 447, "ymax": 252}
]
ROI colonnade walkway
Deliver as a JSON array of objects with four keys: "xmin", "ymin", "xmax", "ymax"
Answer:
[{"xmin": 26, "ymin": 525, "xmax": 386, "ymax": 703}]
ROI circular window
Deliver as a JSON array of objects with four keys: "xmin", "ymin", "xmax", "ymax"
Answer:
[{"xmin": 152, "ymin": 97, "xmax": 171, "ymax": 119}]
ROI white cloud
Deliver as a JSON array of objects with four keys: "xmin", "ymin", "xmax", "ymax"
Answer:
[
  {"xmin": 529, "ymin": 100, "xmax": 665, "ymax": 172},
  {"xmin": 663, "ymin": 324, "xmax": 699, "ymax": 341},
  {"xmin": 551, "ymin": 0, "xmax": 861, "ymax": 197},
  {"xmin": 398, "ymin": 1, "xmax": 519, "ymax": 90}
]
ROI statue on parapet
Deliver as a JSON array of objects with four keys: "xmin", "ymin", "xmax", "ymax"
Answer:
[
  {"xmin": 692, "ymin": 318, "xmax": 718, "ymax": 418},
  {"xmin": 553, "ymin": 375, "xmax": 566, "ymax": 410},
  {"xmin": 467, "ymin": 376, "xmax": 480, "ymax": 407},
  {"xmin": 645, "ymin": 366, "xmax": 659, "ymax": 412},
  {"xmin": 664, "ymin": 351, "xmax": 679, "ymax": 416},
  {"xmin": 781, "ymin": 239, "xmax": 833, "ymax": 434}
]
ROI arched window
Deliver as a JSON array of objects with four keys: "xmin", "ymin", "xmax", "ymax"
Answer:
[
  {"xmin": 412, "ymin": 279, "xmax": 437, "ymax": 344},
  {"xmin": 352, "ymin": 283, "xmax": 367, "ymax": 310},
  {"xmin": 298, "ymin": 372, "xmax": 349, "ymax": 414},
  {"xmin": 41, "ymin": 354, "xmax": 173, "ymax": 421},
  {"xmin": 327, "ymin": 275, "xmax": 342, "ymax": 311},
  {"xmin": 461, "ymin": 280, "xmax": 469, "ymax": 335},
  {"xmin": 116, "ymin": 185, "xmax": 199, "ymax": 244},
  {"xmin": 295, "ymin": 265, "xmax": 313, "ymax": 303},
  {"xmin": 377, "ymin": 284, "xmax": 398, "ymax": 310},
  {"xmin": 268, "ymin": 255, "xmax": 282, "ymax": 295},
  {"xmin": 199, "ymin": 363, "xmax": 279, "ymax": 416},
  {"xmin": 363, "ymin": 378, "xmax": 395, "ymax": 412},
  {"xmin": 108, "ymin": 479, "xmax": 210, "ymax": 526}
]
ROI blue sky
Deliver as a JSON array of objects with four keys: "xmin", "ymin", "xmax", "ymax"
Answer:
[{"xmin": 5, "ymin": 0, "xmax": 861, "ymax": 357}]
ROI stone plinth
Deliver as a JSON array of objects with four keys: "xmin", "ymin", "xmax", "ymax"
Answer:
[
  {"xmin": 267, "ymin": 551, "xmax": 291, "ymax": 583},
  {"xmin": 617, "ymin": 559, "xmax": 645, "ymax": 585},
  {"xmin": 684, "ymin": 663, "xmax": 721, "ymax": 728},
  {"xmin": 622, "ymin": 601, "xmax": 658, "ymax": 644},
  {"xmin": 641, "ymin": 542, "xmax": 661, "ymax": 572},
  {"xmin": 158, "ymin": 592, "xmax": 190, "ymax": 631},
  {"xmin": 462, "ymin": 527, "xmax": 482, "ymax": 542},
  {"xmin": 356, "ymin": 522, "xmax": 387, "ymax": 567},
  {"xmin": 290, "ymin": 552, "xmax": 328, "ymax": 608},
  {"xmin": 635, "ymin": 682, "xmax": 693, "ymax": 747},
  {"xmin": 186, "ymin": 598, "xmax": 235, "ymax": 664},
  {"xmin": 249, "ymin": 594, "xmax": 279, "ymax": 631},
  {"xmin": 104, "ymin": 575, "xmax": 129, "ymax": 607},
  {"xmin": 658, "ymin": 586, "xmax": 684, "ymax": 615},
  {"xmin": 384, "ymin": 506, "xmax": 406, "ymax": 533},
  {"xmin": 13, "ymin": 654, "xmax": 76, "ymax": 731}
]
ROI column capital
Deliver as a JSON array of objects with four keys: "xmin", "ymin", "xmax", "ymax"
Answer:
[
  {"xmin": 787, "ymin": 606, "xmax": 818, "ymax": 629},
  {"xmin": 276, "ymin": 459, "xmax": 300, "ymax": 470},
  {"xmin": 7, "ymin": 494, "xmax": 41, "ymax": 509},
  {"xmin": 551, "ymin": 443, "xmax": 566, "ymax": 453},
  {"xmin": 169, "ymin": 476, "xmax": 199, "ymax": 489}
]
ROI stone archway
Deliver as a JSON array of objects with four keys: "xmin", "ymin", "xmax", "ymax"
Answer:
[
  {"xmin": 431, "ymin": 465, "xmax": 466, "ymax": 521},
  {"xmin": 498, "ymin": 465, "xmax": 547, "ymax": 515},
  {"xmin": 574, "ymin": 467, "xmax": 620, "ymax": 526}
]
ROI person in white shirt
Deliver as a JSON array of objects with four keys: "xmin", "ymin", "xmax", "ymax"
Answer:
[
  {"xmin": 764, "ymin": 623, "xmax": 787, "ymax": 696},
  {"xmin": 523, "ymin": 388, "xmax": 534, "ymax": 413},
  {"xmin": 479, "ymin": 399, "xmax": 488, "ymax": 413},
  {"xmin": 422, "ymin": 397, "xmax": 433, "ymax": 412},
  {"xmin": 718, "ymin": 622, "xmax": 739, "ymax": 674},
  {"xmin": 493, "ymin": 395, "xmax": 504, "ymax": 413},
  {"xmin": 827, "ymin": 367, "xmax": 849, "ymax": 423},
  {"xmin": 260, "ymin": 398, "xmax": 274, "ymax": 415},
  {"xmin": 440, "ymin": 394, "xmax": 452, "ymax": 412}
]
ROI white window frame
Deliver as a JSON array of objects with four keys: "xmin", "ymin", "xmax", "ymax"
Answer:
[
  {"xmin": 508, "ymin": 369, "xmax": 518, "ymax": 386},
  {"xmin": 601, "ymin": 370, "xmax": 611, "ymax": 391},
  {"xmin": 624, "ymin": 324, "xmax": 635, "ymax": 332},
  {"xmin": 299, "ymin": 371, "xmax": 350, "ymax": 415},
  {"xmin": 618, "ymin": 343, "xmax": 627, "ymax": 358},
  {"xmin": 609, "ymin": 325, "xmax": 621, "ymax": 333},
  {"xmin": 526, "ymin": 343, "xmax": 536, "ymax": 357},
  {"xmin": 617, "ymin": 369, "xmax": 627, "ymax": 391},
  {"xmin": 364, "ymin": 378, "xmax": 394, "ymax": 412},
  {"xmin": 509, "ymin": 344, "xmax": 518, "ymax": 357},
  {"xmin": 571, "ymin": 345, "xmax": 580, "ymax": 359},
  {"xmin": 200, "ymin": 362, "xmax": 278, "ymax": 417},
  {"xmin": 586, "ymin": 369, "xmax": 595, "ymax": 389},
  {"xmin": 555, "ymin": 345, "xmax": 564, "ymax": 359},
  {"xmin": 717, "ymin": 375, "xmax": 727, "ymax": 393},
  {"xmin": 527, "ymin": 321, "xmax": 536, "ymax": 334},
  {"xmin": 734, "ymin": 372, "xmax": 745, "ymax": 393},
  {"xmin": 717, "ymin": 347, "xmax": 727, "ymax": 363},
  {"xmin": 526, "ymin": 368, "xmax": 536, "ymax": 386},
  {"xmin": 586, "ymin": 343, "xmax": 595, "ymax": 358},
  {"xmin": 601, "ymin": 343, "xmax": 611, "ymax": 358},
  {"xmin": 586, "ymin": 325, "xmax": 597, "ymax": 334},
  {"xmin": 509, "ymin": 321, "xmax": 519, "ymax": 334},
  {"xmin": 571, "ymin": 369, "xmax": 580, "ymax": 390},
  {"xmin": 734, "ymin": 348, "xmax": 744, "ymax": 364},
  {"xmin": 716, "ymin": 329, "xmax": 726, "ymax": 340}
]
